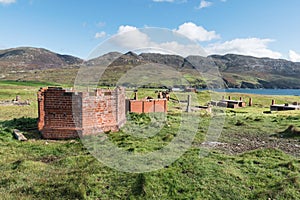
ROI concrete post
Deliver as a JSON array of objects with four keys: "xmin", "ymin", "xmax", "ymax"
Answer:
[
  {"xmin": 207, "ymin": 106, "xmax": 212, "ymax": 114},
  {"xmin": 272, "ymin": 99, "xmax": 275, "ymax": 105},
  {"xmin": 158, "ymin": 92, "xmax": 162, "ymax": 99},
  {"xmin": 186, "ymin": 95, "xmax": 192, "ymax": 112},
  {"xmin": 249, "ymin": 98, "xmax": 253, "ymax": 106},
  {"xmin": 134, "ymin": 91, "xmax": 138, "ymax": 100},
  {"xmin": 166, "ymin": 93, "xmax": 170, "ymax": 101}
]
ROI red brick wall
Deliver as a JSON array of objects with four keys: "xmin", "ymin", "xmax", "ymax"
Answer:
[
  {"xmin": 128, "ymin": 99, "xmax": 167, "ymax": 114},
  {"xmin": 129, "ymin": 101, "xmax": 143, "ymax": 113},
  {"xmin": 81, "ymin": 87, "xmax": 126, "ymax": 135},
  {"xmin": 37, "ymin": 88, "xmax": 46, "ymax": 131},
  {"xmin": 154, "ymin": 100, "xmax": 167, "ymax": 112},
  {"xmin": 37, "ymin": 87, "xmax": 126, "ymax": 139}
]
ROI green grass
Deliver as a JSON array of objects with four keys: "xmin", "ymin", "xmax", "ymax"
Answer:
[
  {"xmin": 0, "ymin": 80, "xmax": 58, "ymax": 87},
  {"xmin": 0, "ymin": 82, "xmax": 300, "ymax": 199},
  {"xmin": 1, "ymin": 67, "xmax": 79, "ymax": 87}
]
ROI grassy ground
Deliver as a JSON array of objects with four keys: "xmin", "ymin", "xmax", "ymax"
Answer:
[{"xmin": 0, "ymin": 81, "xmax": 299, "ymax": 199}]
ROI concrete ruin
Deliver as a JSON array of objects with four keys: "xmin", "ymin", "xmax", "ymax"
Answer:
[
  {"xmin": 38, "ymin": 87, "xmax": 126, "ymax": 139},
  {"xmin": 0, "ymin": 96, "xmax": 30, "ymax": 106},
  {"xmin": 270, "ymin": 100, "xmax": 300, "ymax": 111},
  {"xmin": 210, "ymin": 96, "xmax": 247, "ymax": 109}
]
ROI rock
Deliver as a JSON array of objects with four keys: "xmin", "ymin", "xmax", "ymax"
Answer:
[
  {"xmin": 202, "ymin": 141, "xmax": 227, "ymax": 147},
  {"xmin": 13, "ymin": 129, "xmax": 27, "ymax": 141}
]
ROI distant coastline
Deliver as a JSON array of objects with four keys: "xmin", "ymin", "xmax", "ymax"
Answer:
[{"xmin": 203, "ymin": 88, "xmax": 300, "ymax": 96}]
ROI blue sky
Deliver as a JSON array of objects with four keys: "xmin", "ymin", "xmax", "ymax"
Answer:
[{"xmin": 1, "ymin": 0, "xmax": 300, "ymax": 61}]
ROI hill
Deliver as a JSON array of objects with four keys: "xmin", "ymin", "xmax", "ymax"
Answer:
[
  {"xmin": 0, "ymin": 47, "xmax": 83, "ymax": 71},
  {"xmin": 0, "ymin": 47, "xmax": 83, "ymax": 84},
  {"xmin": 209, "ymin": 54, "xmax": 300, "ymax": 89},
  {"xmin": 1, "ymin": 47, "xmax": 300, "ymax": 88},
  {"xmin": 89, "ymin": 52, "xmax": 300, "ymax": 89}
]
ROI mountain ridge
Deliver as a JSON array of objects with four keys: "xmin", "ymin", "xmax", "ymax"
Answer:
[
  {"xmin": 0, "ymin": 47, "xmax": 83, "ymax": 71},
  {"xmin": 1, "ymin": 47, "xmax": 300, "ymax": 89}
]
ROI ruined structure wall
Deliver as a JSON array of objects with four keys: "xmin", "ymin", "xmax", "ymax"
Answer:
[
  {"xmin": 81, "ymin": 87, "xmax": 126, "ymax": 135},
  {"xmin": 37, "ymin": 88, "xmax": 46, "ymax": 131},
  {"xmin": 128, "ymin": 99, "xmax": 167, "ymax": 114},
  {"xmin": 38, "ymin": 87, "xmax": 126, "ymax": 139},
  {"xmin": 116, "ymin": 87, "xmax": 127, "ymax": 127},
  {"xmin": 38, "ymin": 87, "xmax": 82, "ymax": 139}
]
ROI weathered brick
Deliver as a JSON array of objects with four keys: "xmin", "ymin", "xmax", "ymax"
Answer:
[
  {"xmin": 38, "ymin": 87, "xmax": 126, "ymax": 139},
  {"xmin": 128, "ymin": 99, "xmax": 167, "ymax": 113}
]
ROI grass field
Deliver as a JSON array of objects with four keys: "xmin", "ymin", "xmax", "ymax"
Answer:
[{"xmin": 0, "ymin": 81, "xmax": 299, "ymax": 199}]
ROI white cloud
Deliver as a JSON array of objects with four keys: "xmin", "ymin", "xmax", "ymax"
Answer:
[
  {"xmin": 205, "ymin": 38, "xmax": 282, "ymax": 59},
  {"xmin": 0, "ymin": 0, "xmax": 16, "ymax": 5},
  {"xmin": 114, "ymin": 26, "xmax": 151, "ymax": 49},
  {"xmin": 109, "ymin": 25, "xmax": 207, "ymax": 57},
  {"xmin": 118, "ymin": 25, "xmax": 138, "ymax": 34},
  {"xmin": 196, "ymin": 0, "xmax": 212, "ymax": 9},
  {"xmin": 156, "ymin": 41, "xmax": 207, "ymax": 57},
  {"xmin": 105, "ymin": 25, "xmax": 283, "ymax": 59},
  {"xmin": 289, "ymin": 50, "xmax": 300, "ymax": 62},
  {"xmin": 95, "ymin": 31, "xmax": 106, "ymax": 39},
  {"xmin": 174, "ymin": 22, "xmax": 220, "ymax": 42}
]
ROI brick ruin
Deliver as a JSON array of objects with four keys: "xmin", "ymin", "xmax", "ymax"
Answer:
[
  {"xmin": 127, "ymin": 99, "xmax": 167, "ymax": 113},
  {"xmin": 38, "ymin": 87, "xmax": 126, "ymax": 139},
  {"xmin": 126, "ymin": 91, "xmax": 168, "ymax": 113}
]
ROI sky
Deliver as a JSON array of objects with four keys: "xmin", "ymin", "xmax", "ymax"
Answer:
[{"xmin": 1, "ymin": 0, "xmax": 300, "ymax": 61}]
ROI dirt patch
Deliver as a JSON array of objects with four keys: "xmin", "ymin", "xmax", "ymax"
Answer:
[
  {"xmin": 38, "ymin": 155, "xmax": 60, "ymax": 163},
  {"xmin": 203, "ymin": 133, "xmax": 300, "ymax": 157}
]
